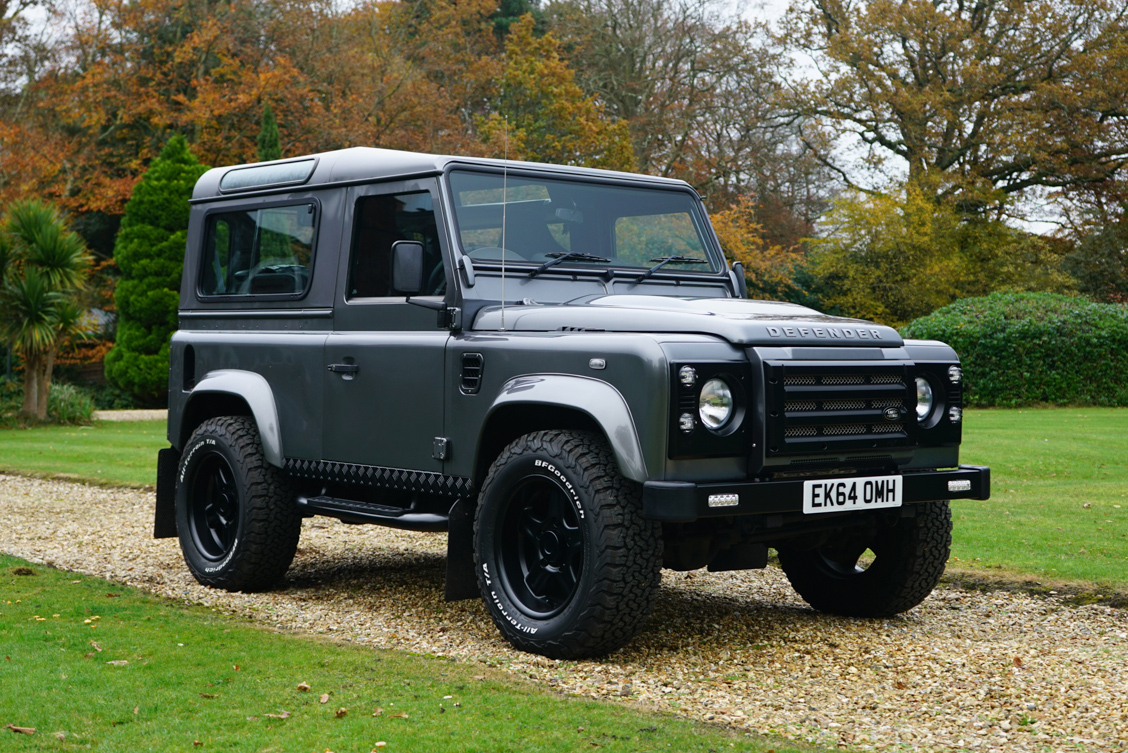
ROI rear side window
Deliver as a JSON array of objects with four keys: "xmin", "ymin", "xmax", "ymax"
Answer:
[{"xmin": 200, "ymin": 203, "xmax": 317, "ymax": 297}]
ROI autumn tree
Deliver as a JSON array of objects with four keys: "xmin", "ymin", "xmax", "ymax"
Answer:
[
  {"xmin": 778, "ymin": 0, "xmax": 1128, "ymax": 214},
  {"xmin": 549, "ymin": 0, "xmax": 834, "ymax": 249},
  {"xmin": 479, "ymin": 14, "xmax": 634, "ymax": 170},
  {"xmin": 104, "ymin": 135, "xmax": 207, "ymax": 404},
  {"xmin": 808, "ymin": 186, "xmax": 1074, "ymax": 327},
  {"xmin": 0, "ymin": 199, "xmax": 92, "ymax": 419}
]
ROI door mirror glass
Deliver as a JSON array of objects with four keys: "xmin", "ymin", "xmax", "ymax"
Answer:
[{"xmin": 391, "ymin": 240, "xmax": 425, "ymax": 294}]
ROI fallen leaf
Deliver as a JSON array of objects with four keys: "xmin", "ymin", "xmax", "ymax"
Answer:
[
  {"xmin": 54, "ymin": 732, "xmax": 65, "ymax": 741},
  {"xmin": 105, "ymin": 593, "xmax": 119, "ymax": 598},
  {"xmin": 372, "ymin": 707, "xmax": 384, "ymax": 717},
  {"xmin": 199, "ymin": 693, "xmax": 217, "ymax": 699},
  {"xmin": 90, "ymin": 641, "xmax": 102, "ymax": 651},
  {"xmin": 334, "ymin": 708, "xmax": 348, "ymax": 718},
  {"xmin": 296, "ymin": 682, "xmax": 311, "ymax": 692},
  {"xmin": 133, "ymin": 706, "xmax": 138, "ymax": 715},
  {"xmin": 233, "ymin": 665, "xmax": 240, "ymax": 671},
  {"xmin": 1013, "ymin": 656, "xmax": 1024, "ymax": 668},
  {"xmin": 472, "ymin": 675, "xmax": 485, "ymax": 681},
  {"xmin": 319, "ymin": 693, "xmax": 330, "ymax": 704},
  {"xmin": 264, "ymin": 711, "xmax": 290, "ymax": 719},
  {"xmin": 106, "ymin": 660, "xmax": 129, "ymax": 667},
  {"xmin": 372, "ymin": 744, "xmax": 387, "ymax": 750},
  {"xmin": 5, "ymin": 724, "xmax": 36, "ymax": 735},
  {"xmin": 390, "ymin": 712, "xmax": 409, "ymax": 719},
  {"xmin": 193, "ymin": 742, "xmax": 202, "ymax": 747},
  {"xmin": 894, "ymin": 680, "xmax": 907, "ymax": 690}
]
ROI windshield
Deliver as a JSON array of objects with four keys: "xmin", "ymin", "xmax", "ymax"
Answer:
[{"xmin": 448, "ymin": 170, "xmax": 720, "ymax": 275}]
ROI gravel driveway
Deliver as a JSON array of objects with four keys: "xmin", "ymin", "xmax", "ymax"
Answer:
[{"xmin": 1, "ymin": 473, "xmax": 1125, "ymax": 752}]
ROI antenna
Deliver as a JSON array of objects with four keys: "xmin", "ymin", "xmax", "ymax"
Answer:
[{"xmin": 500, "ymin": 117, "xmax": 508, "ymax": 331}]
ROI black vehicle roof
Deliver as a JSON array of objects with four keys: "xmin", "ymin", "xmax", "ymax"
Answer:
[{"xmin": 192, "ymin": 147, "xmax": 694, "ymax": 202}]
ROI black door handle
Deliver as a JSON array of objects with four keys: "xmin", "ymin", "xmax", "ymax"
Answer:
[{"xmin": 327, "ymin": 363, "xmax": 359, "ymax": 374}]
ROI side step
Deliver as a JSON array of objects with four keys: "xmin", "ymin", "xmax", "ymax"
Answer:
[{"xmin": 297, "ymin": 495, "xmax": 448, "ymax": 532}]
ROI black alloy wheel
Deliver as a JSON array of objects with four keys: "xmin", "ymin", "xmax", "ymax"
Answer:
[
  {"xmin": 778, "ymin": 500, "xmax": 952, "ymax": 618},
  {"xmin": 187, "ymin": 451, "xmax": 241, "ymax": 561},
  {"xmin": 474, "ymin": 430, "xmax": 662, "ymax": 659},
  {"xmin": 496, "ymin": 474, "xmax": 585, "ymax": 618},
  {"xmin": 175, "ymin": 416, "xmax": 302, "ymax": 592}
]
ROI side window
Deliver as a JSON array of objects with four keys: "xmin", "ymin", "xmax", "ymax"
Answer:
[
  {"xmin": 200, "ymin": 203, "xmax": 316, "ymax": 296},
  {"xmin": 348, "ymin": 191, "xmax": 444, "ymax": 298}
]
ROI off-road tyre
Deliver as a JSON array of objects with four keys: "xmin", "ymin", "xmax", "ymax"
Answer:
[
  {"xmin": 176, "ymin": 416, "xmax": 301, "ymax": 592},
  {"xmin": 474, "ymin": 430, "xmax": 662, "ymax": 659},
  {"xmin": 777, "ymin": 500, "xmax": 952, "ymax": 617}
]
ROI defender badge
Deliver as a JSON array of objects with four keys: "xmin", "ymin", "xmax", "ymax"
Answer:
[{"xmin": 883, "ymin": 407, "xmax": 902, "ymax": 421}]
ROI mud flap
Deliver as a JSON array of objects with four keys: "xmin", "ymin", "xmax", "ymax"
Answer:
[
  {"xmin": 154, "ymin": 447, "xmax": 180, "ymax": 539},
  {"xmin": 444, "ymin": 497, "xmax": 479, "ymax": 601}
]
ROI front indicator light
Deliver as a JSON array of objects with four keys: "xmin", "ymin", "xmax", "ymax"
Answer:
[
  {"xmin": 948, "ymin": 406, "xmax": 963, "ymax": 423},
  {"xmin": 698, "ymin": 378, "xmax": 734, "ymax": 430},
  {"xmin": 679, "ymin": 412, "xmax": 696, "ymax": 433},
  {"xmin": 948, "ymin": 365, "xmax": 963, "ymax": 384},
  {"xmin": 915, "ymin": 377, "xmax": 934, "ymax": 421}
]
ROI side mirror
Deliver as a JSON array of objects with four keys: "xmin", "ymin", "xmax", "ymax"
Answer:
[{"xmin": 391, "ymin": 240, "xmax": 425, "ymax": 294}]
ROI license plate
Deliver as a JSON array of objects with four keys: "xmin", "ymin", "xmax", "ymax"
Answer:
[{"xmin": 803, "ymin": 475, "xmax": 902, "ymax": 514}]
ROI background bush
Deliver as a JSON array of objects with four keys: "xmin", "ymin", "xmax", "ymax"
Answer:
[
  {"xmin": 0, "ymin": 377, "xmax": 96, "ymax": 426},
  {"xmin": 901, "ymin": 292, "xmax": 1128, "ymax": 407}
]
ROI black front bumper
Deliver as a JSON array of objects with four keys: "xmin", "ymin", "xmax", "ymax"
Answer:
[{"xmin": 642, "ymin": 465, "xmax": 990, "ymax": 522}]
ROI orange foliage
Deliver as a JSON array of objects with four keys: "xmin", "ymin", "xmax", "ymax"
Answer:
[{"xmin": 709, "ymin": 196, "xmax": 802, "ymax": 297}]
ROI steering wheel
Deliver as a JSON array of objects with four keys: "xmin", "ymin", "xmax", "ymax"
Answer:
[{"xmin": 426, "ymin": 263, "xmax": 446, "ymax": 296}]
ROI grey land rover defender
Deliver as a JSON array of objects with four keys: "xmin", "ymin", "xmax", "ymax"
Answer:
[{"xmin": 155, "ymin": 147, "xmax": 990, "ymax": 659}]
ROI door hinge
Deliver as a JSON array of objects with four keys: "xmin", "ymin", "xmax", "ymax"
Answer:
[{"xmin": 433, "ymin": 437, "xmax": 451, "ymax": 461}]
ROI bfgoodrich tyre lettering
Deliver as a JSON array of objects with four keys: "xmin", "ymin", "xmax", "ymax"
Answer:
[{"xmin": 474, "ymin": 430, "xmax": 661, "ymax": 659}]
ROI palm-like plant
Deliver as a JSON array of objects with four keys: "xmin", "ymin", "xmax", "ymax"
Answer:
[{"xmin": 0, "ymin": 199, "xmax": 92, "ymax": 419}]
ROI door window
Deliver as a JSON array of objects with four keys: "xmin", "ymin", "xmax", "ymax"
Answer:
[{"xmin": 348, "ymin": 191, "xmax": 444, "ymax": 298}]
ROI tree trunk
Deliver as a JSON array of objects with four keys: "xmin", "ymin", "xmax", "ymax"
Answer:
[
  {"xmin": 36, "ymin": 348, "xmax": 57, "ymax": 420},
  {"xmin": 20, "ymin": 352, "xmax": 39, "ymax": 417}
]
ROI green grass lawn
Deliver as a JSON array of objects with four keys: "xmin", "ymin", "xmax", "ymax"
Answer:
[
  {"xmin": 953, "ymin": 407, "xmax": 1128, "ymax": 591},
  {"xmin": 0, "ymin": 555, "xmax": 806, "ymax": 753},
  {"xmin": 0, "ymin": 409, "xmax": 1124, "ymax": 591},
  {"xmin": 0, "ymin": 420, "xmax": 166, "ymax": 488}
]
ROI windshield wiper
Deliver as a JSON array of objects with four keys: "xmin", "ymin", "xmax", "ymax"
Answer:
[
  {"xmin": 527, "ymin": 252, "xmax": 610, "ymax": 278},
  {"xmin": 634, "ymin": 255, "xmax": 709, "ymax": 282}
]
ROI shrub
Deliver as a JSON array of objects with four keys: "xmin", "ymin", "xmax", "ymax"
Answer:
[
  {"xmin": 901, "ymin": 292, "xmax": 1128, "ymax": 407},
  {"xmin": 47, "ymin": 382, "xmax": 96, "ymax": 424},
  {"xmin": 0, "ymin": 378, "xmax": 96, "ymax": 425},
  {"xmin": 104, "ymin": 134, "xmax": 207, "ymax": 404}
]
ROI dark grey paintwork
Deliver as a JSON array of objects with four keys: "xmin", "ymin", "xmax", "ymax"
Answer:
[{"xmin": 165, "ymin": 147, "xmax": 988, "ymax": 546}]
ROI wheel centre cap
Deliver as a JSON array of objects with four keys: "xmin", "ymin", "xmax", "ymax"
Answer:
[{"xmin": 538, "ymin": 531, "xmax": 562, "ymax": 561}]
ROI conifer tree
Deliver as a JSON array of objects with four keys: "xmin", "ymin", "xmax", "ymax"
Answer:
[
  {"xmin": 104, "ymin": 135, "xmax": 207, "ymax": 403},
  {"xmin": 256, "ymin": 103, "xmax": 282, "ymax": 162}
]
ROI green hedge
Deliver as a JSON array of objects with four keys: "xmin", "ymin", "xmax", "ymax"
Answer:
[{"xmin": 901, "ymin": 292, "xmax": 1128, "ymax": 407}]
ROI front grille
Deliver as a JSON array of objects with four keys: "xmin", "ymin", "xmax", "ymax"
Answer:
[{"xmin": 765, "ymin": 363, "xmax": 915, "ymax": 457}]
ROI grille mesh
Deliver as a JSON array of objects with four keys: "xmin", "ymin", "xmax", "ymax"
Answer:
[
  {"xmin": 768, "ymin": 365, "xmax": 914, "ymax": 455},
  {"xmin": 823, "ymin": 399, "xmax": 865, "ymax": 411},
  {"xmin": 822, "ymin": 423, "xmax": 867, "ymax": 436},
  {"xmin": 784, "ymin": 400, "xmax": 818, "ymax": 412}
]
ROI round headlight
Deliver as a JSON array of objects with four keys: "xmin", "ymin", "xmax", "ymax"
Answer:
[
  {"xmin": 698, "ymin": 378, "xmax": 734, "ymax": 430},
  {"xmin": 915, "ymin": 377, "xmax": 934, "ymax": 421}
]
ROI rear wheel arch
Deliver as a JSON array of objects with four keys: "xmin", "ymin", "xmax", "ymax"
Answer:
[{"xmin": 177, "ymin": 370, "xmax": 284, "ymax": 467}]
